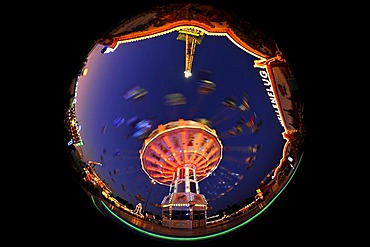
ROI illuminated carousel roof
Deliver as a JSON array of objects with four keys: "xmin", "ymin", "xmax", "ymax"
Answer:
[{"xmin": 140, "ymin": 119, "xmax": 223, "ymax": 186}]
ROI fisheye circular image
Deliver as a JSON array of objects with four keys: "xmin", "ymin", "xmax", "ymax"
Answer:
[{"xmin": 63, "ymin": 2, "xmax": 305, "ymax": 242}]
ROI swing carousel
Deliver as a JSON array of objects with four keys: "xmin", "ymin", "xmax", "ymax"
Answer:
[{"xmin": 139, "ymin": 119, "xmax": 223, "ymax": 229}]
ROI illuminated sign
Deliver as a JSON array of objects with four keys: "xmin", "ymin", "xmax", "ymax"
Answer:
[{"xmin": 259, "ymin": 70, "xmax": 283, "ymax": 126}]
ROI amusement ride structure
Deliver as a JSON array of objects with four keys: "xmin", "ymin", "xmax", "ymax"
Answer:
[
  {"xmin": 176, "ymin": 28, "xmax": 204, "ymax": 78},
  {"xmin": 138, "ymin": 27, "xmax": 216, "ymax": 229},
  {"xmin": 140, "ymin": 119, "xmax": 222, "ymax": 228}
]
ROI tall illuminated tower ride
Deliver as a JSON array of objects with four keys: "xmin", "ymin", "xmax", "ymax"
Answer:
[
  {"xmin": 139, "ymin": 119, "xmax": 223, "ymax": 229},
  {"xmin": 177, "ymin": 28, "xmax": 204, "ymax": 78}
]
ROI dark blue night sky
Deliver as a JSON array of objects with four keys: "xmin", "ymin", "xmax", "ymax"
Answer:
[{"xmin": 74, "ymin": 31, "xmax": 285, "ymax": 216}]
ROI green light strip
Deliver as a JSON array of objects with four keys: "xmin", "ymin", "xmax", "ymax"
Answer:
[{"xmin": 90, "ymin": 195, "xmax": 105, "ymax": 216}]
